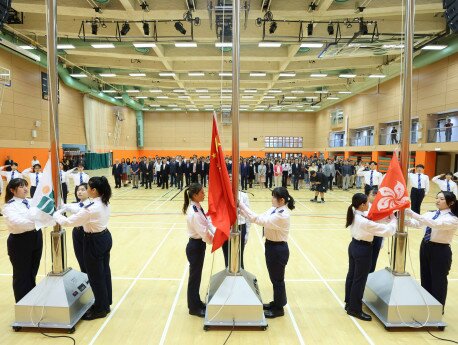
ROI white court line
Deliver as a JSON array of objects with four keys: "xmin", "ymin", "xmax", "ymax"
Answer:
[
  {"xmin": 254, "ymin": 226, "xmax": 306, "ymax": 345},
  {"xmin": 159, "ymin": 264, "xmax": 188, "ymax": 345},
  {"xmin": 142, "ymin": 189, "xmax": 176, "ymax": 211},
  {"xmin": 289, "ymin": 235, "xmax": 375, "ymax": 345},
  {"xmin": 88, "ymin": 223, "xmax": 176, "ymax": 345},
  {"xmin": 295, "ymin": 199, "xmax": 312, "ymax": 212}
]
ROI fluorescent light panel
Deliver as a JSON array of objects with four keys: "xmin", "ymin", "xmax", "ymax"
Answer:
[
  {"xmin": 339, "ymin": 74, "xmax": 356, "ymax": 78},
  {"xmin": 57, "ymin": 44, "xmax": 75, "ymax": 49},
  {"xmin": 91, "ymin": 43, "xmax": 115, "ymax": 48},
  {"xmin": 219, "ymin": 72, "xmax": 232, "ymax": 77},
  {"xmin": 149, "ymin": 89, "xmax": 162, "ymax": 93},
  {"xmin": 300, "ymin": 43, "xmax": 324, "ymax": 48},
  {"xmin": 133, "ymin": 42, "xmax": 157, "ymax": 48},
  {"xmin": 422, "ymin": 45, "xmax": 447, "ymax": 50},
  {"xmin": 69, "ymin": 73, "xmax": 87, "ymax": 78},
  {"xmin": 129, "ymin": 73, "xmax": 146, "ymax": 77},
  {"xmin": 250, "ymin": 72, "xmax": 266, "ymax": 77},
  {"xmin": 310, "ymin": 73, "xmax": 327, "ymax": 77},
  {"xmin": 369, "ymin": 74, "xmax": 386, "ymax": 78},
  {"xmin": 19, "ymin": 45, "xmax": 35, "ymax": 50},
  {"xmin": 175, "ymin": 42, "xmax": 197, "ymax": 48},
  {"xmin": 279, "ymin": 72, "xmax": 296, "ymax": 77},
  {"xmin": 126, "ymin": 89, "xmax": 140, "ymax": 93},
  {"xmin": 159, "ymin": 72, "xmax": 175, "ymax": 76},
  {"xmin": 188, "ymin": 72, "xmax": 205, "ymax": 76},
  {"xmin": 258, "ymin": 42, "xmax": 282, "ymax": 48},
  {"xmin": 99, "ymin": 73, "xmax": 117, "ymax": 77},
  {"xmin": 215, "ymin": 42, "xmax": 232, "ymax": 48}
]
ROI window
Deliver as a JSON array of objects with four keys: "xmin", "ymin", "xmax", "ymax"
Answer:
[
  {"xmin": 330, "ymin": 109, "xmax": 344, "ymax": 126},
  {"xmin": 264, "ymin": 136, "xmax": 303, "ymax": 148}
]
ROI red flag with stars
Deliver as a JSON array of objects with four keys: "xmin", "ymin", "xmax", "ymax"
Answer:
[
  {"xmin": 207, "ymin": 113, "xmax": 237, "ymax": 252},
  {"xmin": 367, "ymin": 152, "xmax": 410, "ymax": 221}
]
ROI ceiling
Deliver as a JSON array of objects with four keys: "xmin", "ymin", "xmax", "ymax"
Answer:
[{"xmin": 4, "ymin": 0, "xmax": 450, "ymax": 112}]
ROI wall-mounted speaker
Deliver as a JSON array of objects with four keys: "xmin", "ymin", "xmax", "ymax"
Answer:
[
  {"xmin": 0, "ymin": 0, "xmax": 11, "ymax": 28},
  {"xmin": 444, "ymin": 0, "xmax": 458, "ymax": 33}
]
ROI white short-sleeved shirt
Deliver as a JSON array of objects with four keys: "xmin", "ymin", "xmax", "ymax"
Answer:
[
  {"xmin": 186, "ymin": 201, "xmax": 214, "ymax": 244},
  {"xmin": 405, "ymin": 208, "xmax": 458, "ymax": 244}
]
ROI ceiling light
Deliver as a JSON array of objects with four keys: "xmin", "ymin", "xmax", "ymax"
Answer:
[
  {"xmin": 121, "ymin": 22, "xmax": 131, "ymax": 36},
  {"xmin": 221, "ymin": 95, "xmax": 231, "ymax": 99},
  {"xmin": 69, "ymin": 73, "xmax": 87, "ymax": 78},
  {"xmin": 91, "ymin": 43, "xmax": 115, "ymax": 48},
  {"xmin": 129, "ymin": 73, "xmax": 146, "ymax": 77},
  {"xmin": 244, "ymin": 89, "xmax": 257, "ymax": 93},
  {"xmin": 102, "ymin": 90, "xmax": 117, "ymax": 93},
  {"xmin": 99, "ymin": 73, "xmax": 117, "ymax": 77},
  {"xmin": 133, "ymin": 42, "xmax": 156, "ymax": 48},
  {"xmin": 173, "ymin": 89, "xmax": 186, "ymax": 93},
  {"xmin": 304, "ymin": 109, "xmax": 314, "ymax": 112},
  {"xmin": 263, "ymin": 96, "xmax": 275, "ymax": 99},
  {"xmin": 167, "ymin": 104, "xmax": 178, "ymax": 107},
  {"xmin": 307, "ymin": 23, "xmax": 313, "ymax": 36},
  {"xmin": 175, "ymin": 42, "xmax": 197, "ymax": 48},
  {"xmin": 284, "ymin": 96, "xmax": 297, "ymax": 99},
  {"xmin": 291, "ymin": 90, "xmax": 305, "ymax": 94},
  {"xmin": 311, "ymin": 105, "xmax": 321, "ymax": 108},
  {"xmin": 114, "ymin": 96, "xmax": 123, "ymax": 99},
  {"xmin": 126, "ymin": 89, "xmax": 140, "ymax": 93},
  {"xmin": 57, "ymin": 44, "xmax": 75, "ymax": 49},
  {"xmin": 196, "ymin": 89, "xmax": 208, "ymax": 93},
  {"xmin": 136, "ymin": 96, "xmax": 148, "ymax": 99},
  {"xmin": 242, "ymin": 95, "xmax": 253, "ymax": 99},
  {"xmin": 269, "ymin": 21, "xmax": 277, "ymax": 34},
  {"xmin": 172, "ymin": 108, "xmax": 182, "ymax": 111},
  {"xmin": 369, "ymin": 74, "xmax": 386, "ymax": 78},
  {"xmin": 315, "ymin": 90, "xmax": 328, "ymax": 94},
  {"xmin": 149, "ymin": 89, "xmax": 162, "ymax": 93},
  {"xmin": 174, "ymin": 21, "xmax": 186, "ymax": 35},
  {"xmin": 188, "ymin": 72, "xmax": 205, "ymax": 76},
  {"xmin": 159, "ymin": 72, "xmax": 176, "ymax": 77},
  {"xmin": 142, "ymin": 22, "xmax": 150, "ymax": 36},
  {"xmin": 327, "ymin": 22, "xmax": 334, "ymax": 35},
  {"xmin": 306, "ymin": 96, "xmax": 318, "ymax": 99},
  {"xmin": 422, "ymin": 45, "xmax": 447, "ymax": 50},
  {"xmin": 19, "ymin": 45, "xmax": 35, "ymax": 50},
  {"xmin": 222, "ymin": 89, "xmax": 232, "ymax": 93},
  {"xmin": 149, "ymin": 104, "xmax": 160, "ymax": 107},
  {"xmin": 382, "ymin": 44, "xmax": 404, "ymax": 49},
  {"xmin": 189, "ymin": 108, "xmax": 199, "ymax": 111},
  {"xmin": 199, "ymin": 96, "xmax": 211, "ymax": 99},
  {"xmin": 258, "ymin": 42, "xmax": 282, "ymax": 48},
  {"xmin": 250, "ymin": 72, "xmax": 266, "ymax": 77},
  {"xmin": 156, "ymin": 96, "xmax": 169, "ymax": 99},
  {"xmin": 215, "ymin": 42, "xmax": 232, "ymax": 48},
  {"xmin": 338, "ymin": 91, "xmax": 352, "ymax": 94},
  {"xmin": 339, "ymin": 74, "xmax": 356, "ymax": 78},
  {"xmin": 327, "ymin": 97, "xmax": 339, "ymax": 100},
  {"xmin": 268, "ymin": 89, "xmax": 282, "ymax": 93},
  {"xmin": 219, "ymin": 72, "xmax": 232, "ymax": 77},
  {"xmin": 178, "ymin": 95, "xmax": 190, "ymax": 99},
  {"xmin": 288, "ymin": 109, "xmax": 298, "ymax": 112},
  {"xmin": 279, "ymin": 72, "xmax": 296, "ymax": 77},
  {"xmin": 300, "ymin": 42, "xmax": 323, "ymax": 48},
  {"xmin": 310, "ymin": 73, "xmax": 327, "ymax": 77}
]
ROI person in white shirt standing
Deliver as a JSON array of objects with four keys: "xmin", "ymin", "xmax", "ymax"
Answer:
[
  {"xmin": 71, "ymin": 163, "xmax": 90, "ymax": 200},
  {"xmin": 0, "ymin": 163, "xmax": 23, "ymax": 183},
  {"xmin": 408, "ymin": 164, "xmax": 430, "ymax": 214},
  {"xmin": 344, "ymin": 193, "xmax": 397, "ymax": 321},
  {"xmin": 239, "ymin": 187, "xmax": 295, "ymax": 319},
  {"xmin": 432, "ymin": 172, "xmax": 458, "ymax": 196},
  {"xmin": 22, "ymin": 164, "xmax": 43, "ymax": 198},
  {"xmin": 2, "ymin": 178, "xmax": 42, "ymax": 302},
  {"xmin": 357, "ymin": 161, "xmax": 383, "ymax": 196},
  {"xmin": 31, "ymin": 156, "xmax": 40, "ymax": 168},
  {"xmin": 405, "ymin": 191, "xmax": 458, "ymax": 313}
]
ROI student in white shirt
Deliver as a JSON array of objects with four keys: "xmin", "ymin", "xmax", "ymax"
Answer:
[
  {"xmin": 405, "ymin": 191, "xmax": 458, "ymax": 312},
  {"xmin": 2, "ymin": 178, "xmax": 42, "ymax": 302},
  {"xmin": 183, "ymin": 183, "xmax": 214, "ymax": 318},
  {"xmin": 0, "ymin": 163, "xmax": 23, "ymax": 183},
  {"xmin": 54, "ymin": 176, "xmax": 112, "ymax": 320},
  {"xmin": 60, "ymin": 163, "xmax": 76, "ymax": 204},
  {"xmin": 71, "ymin": 164, "xmax": 90, "ymax": 197},
  {"xmin": 432, "ymin": 172, "xmax": 458, "ymax": 196},
  {"xmin": 22, "ymin": 164, "xmax": 43, "ymax": 198},
  {"xmin": 239, "ymin": 187, "xmax": 295, "ymax": 319},
  {"xmin": 344, "ymin": 193, "xmax": 397, "ymax": 321},
  {"xmin": 408, "ymin": 164, "xmax": 430, "ymax": 214},
  {"xmin": 31, "ymin": 156, "xmax": 40, "ymax": 168},
  {"xmin": 357, "ymin": 161, "xmax": 383, "ymax": 196}
]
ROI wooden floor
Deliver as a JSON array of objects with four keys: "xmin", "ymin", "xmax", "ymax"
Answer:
[{"xmin": 0, "ymin": 168, "xmax": 457, "ymax": 345}]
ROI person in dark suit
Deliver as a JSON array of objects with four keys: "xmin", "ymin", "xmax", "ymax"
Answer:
[
  {"xmin": 265, "ymin": 159, "xmax": 274, "ymax": 189},
  {"xmin": 291, "ymin": 159, "xmax": 300, "ymax": 190},
  {"xmin": 176, "ymin": 156, "xmax": 184, "ymax": 190},
  {"xmin": 169, "ymin": 157, "xmax": 177, "ymax": 188},
  {"xmin": 139, "ymin": 157, "xmax": 146, "ymax": 187},
  {"xmin": 185, "ymin": 159, "xmax": 192, "ymax": 187},
  {"xmin": 248, "ymin": 161, "xmax": 255, "ymax": 188},
  {"xmin": 112, "ymin": 160, "xmax": 122, "ymax": 188},
  {"xmin": 191, "ymin": 159, "xmax": 198, "ymax": 184},
  {"xmin": 240, "ymin": 159, "xmax": 249, "ymax": 191},
  {"xmin": 160, "ymin": 158, "xmax": 170, "ymax": 189},
  {"xmin": 144, "ymin": 159, "xmax": 153, "ymax": 189},
  {"xmin": 198, "ymin": 158, "xmax": 209, "ymax": 187},
  {"xmin": 4, "ymin": 156, "xmax": 13, "ymax": 172}
]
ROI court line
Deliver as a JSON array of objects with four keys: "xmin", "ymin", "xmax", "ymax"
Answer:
[
  {"xmin": 88, "ymin": 223, "xmax": 176, "ymax": 345},
  {"xmin": 295, "ymin": 199, "xmax": 312, "ymax": 212},
  {"xmin": 159, "ymin": 263, "xmax": 188, "ymax": 345},
  {"xmin": 254, "ymin": 226, "xmax": 306, "ymax": 345},
  {"xmin": 142, "ymin": 189, "xmax": 175, "ymax": 211},
  {"xmin": 289, "ymin": 235, "xmax": 375, "ymax": 345}
]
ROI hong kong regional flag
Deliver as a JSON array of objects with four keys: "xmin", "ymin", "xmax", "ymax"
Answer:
[
  {"xmin": 207, "ymin": 113, "xmax": 237, "ymax": 252},
  {"xmin": 367, "ymin": 152, "xmax": 411, "ymax": 221}
]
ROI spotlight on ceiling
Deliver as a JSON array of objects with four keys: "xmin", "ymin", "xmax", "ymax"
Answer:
[
  {"xmin": 307, "ymin": 23, "xmax": 314, "ymax": 36},
  {"xmin": 91, "ymin": 20, "xmax": 98, "ymax": 35},
  {"xmin": 359, "ymin": 20, "xmax": 368, "ymax": 35},
  {"xmin": 121, "ymin": 22, "xmax": 130, "ymax": 36},
  {"xmin": 174, "ymin": 21, "xmax": 186, "ymax": 35},
  {"xmin": 143, "ymin": 21, "xmax": 150, "ymax": 36},
  {"xmin": 140, "ymin": 1, "xmax": 150, "ymax": 12},
  {"xmin": 327, "ymin": 22, "xmax": 334, "ymax": 35},
  {"xmin": 255, "ymin": 17, "xmax": 262, "ymax": 27},
  {"xmin": 309, "ymin": 2, "xmax": 318, "ymax": 11},
  {"xmin": 269, "ymin": 21, "xmax": 277, "ymax": 34}
]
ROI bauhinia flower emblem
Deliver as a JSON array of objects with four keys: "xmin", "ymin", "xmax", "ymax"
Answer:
[{"xmin": 376, "ymin": 181, "xmax": 410, "ymax": 211}]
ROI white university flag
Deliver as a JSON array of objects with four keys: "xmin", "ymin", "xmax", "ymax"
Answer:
[{"xmin": 30, "ymin": 156, "xmax": 56, "ymax": 229}]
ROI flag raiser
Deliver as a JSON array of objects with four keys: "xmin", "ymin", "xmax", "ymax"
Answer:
[
  {"xmin": 367, "ymin": 152, "xmax": 410, "ymax": 221},
  {"xmin": 30, "ymin": 156, "xmax": 56, "ymax": 228},
  {"xmin": 207, "ymin": 114, "xmax": 237, "ymax": 252}
]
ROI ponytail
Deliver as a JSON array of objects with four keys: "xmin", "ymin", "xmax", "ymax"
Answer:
[
  {"xmin": 287, "ymin": 195, "xmax": 295, "ymax": 210},
  {"xmin": 4, "ymin": 178, "xmax": 28, "ymax": 203},
  {"xmin": 441, "ymin": 191, "xmax": 458, "ymax": 217},
  {"xmin": 345, "ymin": 193, "xmax": 368, "ymax": 228},
  {"xmin": 88, "ymin": 176, "xmax": 112, "ymax": 205},
  {"xmin": 182, "ymin": 183, "xmax": 203, "ymax": 214},
  {"xmin": 272, "ymin": 187, "xmax": 295, "ymax": 210}
]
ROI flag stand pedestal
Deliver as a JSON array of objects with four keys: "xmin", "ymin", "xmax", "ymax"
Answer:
[
  {"xmin": 204, "ymin": 233, "xmax": 268, "ymax": 331},
  {"xmin": 11, "ymin": 230, "xmax": 94, "ymax": 332}
]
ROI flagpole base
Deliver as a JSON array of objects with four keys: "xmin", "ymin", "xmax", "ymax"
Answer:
[
  {"xmin": 204, "ymin": 269, "xmax": 267, "ymax": 330},
  {"xmin": 12, "ymin": 268, "xmax": 94, "ymax": 332},
  {"xmin": 363, "ymin": 268, "xmax": 446, "ymax": 330}
]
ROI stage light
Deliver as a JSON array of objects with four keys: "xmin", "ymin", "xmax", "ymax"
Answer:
[
  {"xmin": 307, "ymin": 23, "xmax": 313, "ymax": 36},
  {"xmin": 359, "ymin": 21, "xmax": 368, "ymax": 35},
  {"xmin": 143, "ymin": 22, "xmax": 150, "ymax": 36},
  {"xmin": 91, "ymin": 21, "xmax": 98, "ymax": 35},
  {"xmin": 175, "ymin": 21, "xmax": 186, "ymax": 35},
  {"xmin": 327, "ymin": 22, "xmax": 334, "ymax": 35},
  {"xmin": 269, "ymin": 21, "xmax": 277, "ymax": 34},
  {"xmin": 121, "ymin": 22, "xmax": 130, "ymax": 36}
]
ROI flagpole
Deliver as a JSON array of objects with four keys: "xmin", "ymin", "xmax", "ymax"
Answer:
[
  {"xmin": 391, "ymin": 0, "xmax": 414, "ymax": 275},
  {"xmin": 228, "ymin": 0, "xmax": 241, "ymax": 274}
]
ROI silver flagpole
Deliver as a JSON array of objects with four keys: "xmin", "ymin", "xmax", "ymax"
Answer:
[
  {"xmin": 362, "ymin": 0, "xmax": 446, "ymax": 330},
  {"xmin": 204, "ymin": 0, "xmax": 267, "ymax": 330},
  {"xmin": 11, "ymin": 0, "xmax": 94, "ymax": 332}
]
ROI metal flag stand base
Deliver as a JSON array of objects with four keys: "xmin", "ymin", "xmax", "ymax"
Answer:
[
  {"xmin": 204, "ymin": 268, "xmax": 268, "ymax": 331},
  {"xmin": 363, "ymin": 268, "xmax": 446, "ymax": 330}
]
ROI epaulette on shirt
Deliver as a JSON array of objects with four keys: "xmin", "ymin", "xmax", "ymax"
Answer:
[
  {"xmin": 278, "ymin": 209, "xmax": 284, "ymax": 213},
  {"xmin": 7, "ymin": 199, "xmax": 14, "ymax": 204},
  {"xmin": 192, "ymin": 205, "xmax": 198, "ymax": 212},
  {"xmin": 84, "ymin": 202, "xmax": 94, "ymax": 209}
]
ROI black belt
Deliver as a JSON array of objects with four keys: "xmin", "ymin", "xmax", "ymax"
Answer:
[
  {"xmin": 352, "ymin": 238, "xmax": 373, "ymax": 246},
  {"xmin": 411, "ymin": 187, "xmax": 425, "ymax": 190},
  {"xmin": 189, "ymin": 237, "xmax": 203, "ymax": 242},
  {"xmin": 265, "ymin": 239, "xmax": 287, "ymax": 245},
  {"xmin": 365, "ymin": 184, "xmax": 378, "ymax": 187},
  {"xmin": 84, "ymin": 229, "xmax": 108, "ymax": 236},
  {"xmin": 10, "ymin": 229, "xmax": 40, "ymax": 237},
  {"xmin": 422, "ymin": 240, "xmax": 450, "ymax": 247}
]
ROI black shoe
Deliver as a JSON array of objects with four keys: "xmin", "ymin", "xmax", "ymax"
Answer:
[
  {"xmin": 310, "ymin": 199, "xmax": 317, "ymax": 202},
  {"xmin": 344, "ymin": 304, "xmax": 348, "ymax": 311},
  {"xmin": 263, "ymin": 301, "xmax": 274, "ymax": 310},
  {"xmin": 264, "ymin": 308, "xmax": 284, "ymax": 319},
  {"xmin": 347, "ymin": 310, "xmax": 372, "ymax": 321},
  {"xmin": 82, "ymin": 309, "xmax": 107, "ymax": 320},
  {"xmin": 189, "ymin": 308, "xmax": 205, "ymax": 318},
  {"xmin": 316, "ymin": 200, "xmax": 322, "ymax": 203},
  {"xmin": 321, "ymin": 200, "xmax": 325, "ymax": 203},
  {"xmin": 106, "ymin": 307, "xmax": 111, "ymax": 313}
]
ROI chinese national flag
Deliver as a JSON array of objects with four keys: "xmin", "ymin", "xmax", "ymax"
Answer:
[
  {"xmin": 207, "ymin": 114, "xmax": 237, "ymax": 252},
  {"xmin": 367, "ymin": 152, "xmax": 411, "ymax": 221}
]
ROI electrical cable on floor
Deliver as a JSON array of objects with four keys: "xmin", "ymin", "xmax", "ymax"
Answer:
[
  {"xmin": 38, "ymin": 322, "xmax": 76, "ymax": 345},
  {"xmin": 426, "ymin": 330, "xmax": 458, "ymax": 344},
  {"xmin": 222, "ymin": 319, "xmax": 235, "ymax": 345}
]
